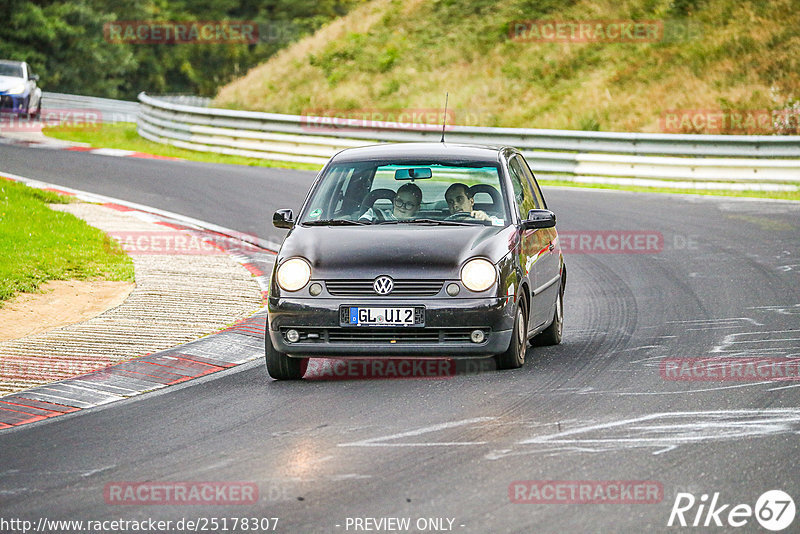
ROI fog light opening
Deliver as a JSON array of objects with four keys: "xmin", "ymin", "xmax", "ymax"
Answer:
[
  {"xmin": 470, "ymin": 329, "xmax": 485, "ymax": 343},
  {"xmin": 286, "ymin": 329, "xmax": 300, "ymax": 343}
]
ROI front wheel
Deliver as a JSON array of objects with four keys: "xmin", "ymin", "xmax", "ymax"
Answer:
[
  {"xmin": 495, "ymin": 303, "xmax": 527, "ymax": 370},
  {"xmin": 265, "ymin": 333, "xmax": 308, "ymax": 380}
]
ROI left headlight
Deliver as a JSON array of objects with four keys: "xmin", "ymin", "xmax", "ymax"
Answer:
[
  {"xmin": 276, "ymin": 257, "xmax": 311, "ymax": 291},
  {"xmin": 7, "ymin": 84, "xmax": 26, "ymax": 95},
  {"xmin": 461, "ymin": 258, "xmax": 497, "ymax": 292}
]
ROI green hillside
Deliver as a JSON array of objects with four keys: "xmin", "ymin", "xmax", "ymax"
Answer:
[{"xmin": 214, "ymin": 0, "xmax": 800, "ymax": 133}]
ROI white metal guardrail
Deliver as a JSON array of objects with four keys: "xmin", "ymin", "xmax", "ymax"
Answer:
[
  {"xmin": 137, "ymin": 91, "xmax": 800, "ymax": 189},
  {"xmin": 42, "ymin": 93, "xmax": 209, "ymax": 124},
  {"xmin": 44, "ymin": 92, "xmax": 139, "ymax": 124}
]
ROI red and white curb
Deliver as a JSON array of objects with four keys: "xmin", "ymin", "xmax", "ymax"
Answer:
[
  {"xmin": 0, "ymin": 170, "xmax": 278, "ymax": 430},
  {"xmin": 63, "ymin": 145, "xmax": 181, "ymax": 160},
  {"xmin": 0, "ymin": 131, "xmax": 181, "ymax": 160}
]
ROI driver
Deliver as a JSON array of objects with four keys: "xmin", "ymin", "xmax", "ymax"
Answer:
[
  {"xmin": 444, "ymin": 183, "xmax": 491, "ymax": 221},
  {"xmin": 360, "ymin": 183, "xmax": 422, "ymax": 221}
]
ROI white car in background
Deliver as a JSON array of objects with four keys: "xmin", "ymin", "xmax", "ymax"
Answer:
[{"xmin": 0, "ymin": 60, "xmax": 42, "ymax": 119}]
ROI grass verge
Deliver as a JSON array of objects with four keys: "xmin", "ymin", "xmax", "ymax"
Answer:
[
  {"xmin": 213, "ymin": 0, "xmax": 800, "ymax": 134},
  {"xmin": 42, "ymin": 123, "xmax": 323, "ymax": 171},
  {"xmin": 0, "ymin": 179, "xmax": 134, "ymax": 306}
]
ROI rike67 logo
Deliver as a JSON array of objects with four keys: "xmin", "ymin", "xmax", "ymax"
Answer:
[{"xmin": 668, "ymin": 490, "xmax": 795, "ymax": 531}]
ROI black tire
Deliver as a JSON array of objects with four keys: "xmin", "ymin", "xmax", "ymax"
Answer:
[
  {"xmin": 265, "ymin": 333, "xmax": 307, "ymax": 380},
  {"xmin": 32, "ymin": 97, "xmax": 41, "ymax": 119},
  {"xmin": 495, "ymin": 302, "xmax": 527, "ymax": 370},
  {"xmin": 23, "ymin": 97, "xmax": 31, "ymax": 119},
  {"xmin": 536, "ymin": 282, "xmax": 563, "ymax": 346}
]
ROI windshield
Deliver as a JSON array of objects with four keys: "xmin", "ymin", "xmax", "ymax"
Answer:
[
  {"xmin": 299, "ymin": 161, "xmax": 508, "ymax": 226},
  {"xmin": 0, "ymin": 63, "xmax": 24, "ymax": 78}
]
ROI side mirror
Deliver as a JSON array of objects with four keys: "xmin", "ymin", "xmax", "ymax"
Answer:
[
  {"xmin": 30, "ymin": 74, "xmax": 39, "ymax": 82},
  {"xmin": 273, "ymin": 209, "xmax": 294, "ymax": 229},
  {"xmin": 521, "ymin": 209, "xmax": 556, "ymax": 230}
]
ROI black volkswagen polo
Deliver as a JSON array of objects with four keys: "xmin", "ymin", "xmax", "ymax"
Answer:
[{"xmin": 266, "ymin": 143, "xmax": 565, "ymax": 379}]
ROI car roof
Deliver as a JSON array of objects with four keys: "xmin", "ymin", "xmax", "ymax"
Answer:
[
  {"xmin": 330, "ymin": 142, "xmax": 510, "ymax": 164},
  {"xmin": 0, "ymin": 60, "xmax": 24, "ymax": 66}
]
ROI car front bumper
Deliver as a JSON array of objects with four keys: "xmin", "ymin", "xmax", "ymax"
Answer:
[
  {"xmin": 0, "ymin": 93, "xmax": 28, "ymax": 113},
  {"xmin": 268, "ymin": 295, "xmax": 516, "ymax": 357}
]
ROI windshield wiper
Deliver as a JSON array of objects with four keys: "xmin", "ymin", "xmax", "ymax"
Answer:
[
  {"xmin": 404, "ymin": 218, "xmax": 475, "ymax": 226},
  {"xmin": 302, "ymin": 219, "xmax": 369, "ymax": 226}
]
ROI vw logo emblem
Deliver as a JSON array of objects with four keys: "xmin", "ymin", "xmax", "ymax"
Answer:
[{"xmin": 373, "ymin": 276, "xmax": 394, "ymax": 295}]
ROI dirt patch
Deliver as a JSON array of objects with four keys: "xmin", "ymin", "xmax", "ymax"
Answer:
[{"xmin": 0, "ymin": 280, "xmax": 135, "ymax": 342}]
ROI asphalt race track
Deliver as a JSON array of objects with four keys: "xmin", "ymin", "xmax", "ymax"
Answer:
[{"xmin": 1, "ymin": 143, "xmax": 800, "ymax": 533}]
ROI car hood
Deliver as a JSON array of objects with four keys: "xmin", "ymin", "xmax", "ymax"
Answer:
[
  {"xmin": 279, "ymin": 224, "xmax": 516, "ymax": 279},
  {"xmin": 0, "ymin": 76, "xmax": 26, "ymax": 93}
]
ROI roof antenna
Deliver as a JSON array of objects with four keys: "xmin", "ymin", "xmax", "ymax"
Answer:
[{"xmin": 440, "ymin": 92, "xmax": 449, "ymax": 143}]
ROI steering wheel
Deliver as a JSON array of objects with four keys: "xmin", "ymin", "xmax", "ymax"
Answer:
[
  {"xmin": 359, "ymin": 188, "xmax": 395, "ymax": 221},
  {"xmin": 468, "ymin": 184, "xmax": 501, "ymax": 214},
  {"xmin": 360, "ymin": 188, "xmax": 395, "ymax": 212},
  {"xmin": 444, "ymin": 211, "xmax": 475, "ymax": 220}
]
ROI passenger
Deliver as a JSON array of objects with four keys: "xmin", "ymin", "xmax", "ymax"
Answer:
[
  {"xmin": 360, "ymin": 182, "xmax": 422, "ymax": 221},
  {"xmin": 444, "ymin": 183, "xmax": 491, "ymax": 221}
]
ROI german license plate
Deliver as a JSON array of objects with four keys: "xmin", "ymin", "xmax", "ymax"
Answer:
[{"xmin": 343, "ymin": 306, "xmax": 422, "ymax": 327}]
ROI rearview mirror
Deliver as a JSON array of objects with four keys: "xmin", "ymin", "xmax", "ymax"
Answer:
[
  {"xmin": 521, "ymin": 209, "xmax": 556, "ymax": 230},
  {"xmin": 30, "ymin": 74, "xmax": 39, "ymax": 82},
  {"xmin": 273, "ymin": 209, "xmax": 294, "ymax": 229},
  {"xmin": 395, "ymin": 167, "xmax": 432, "ymax": 180}
]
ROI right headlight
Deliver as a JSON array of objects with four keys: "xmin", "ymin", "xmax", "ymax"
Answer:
[
  {"xmin": 461, "ymin": 258, "xmax": 497, "ymax": 292},
  {"xmin": 276, "ymin": 257, "xmax": 311, "ymax": 291}
]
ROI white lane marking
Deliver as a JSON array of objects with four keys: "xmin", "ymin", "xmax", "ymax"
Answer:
[
  {"xmin": 89, "ymin": 148, "xmax": 137, "ymax": 157},
  {"xmin": 767, "ymin": 383, "xmax": 800, "ymax": 392},
  {"xmin": 712, "ymin": 329, "xmax": 800, "ymax": 353},
  {"xmin": 667, "ymin": 317, "xmax": 764, "ymax": 327},
  {"xmin": 521, "ymin": 409, "xmax": 800, "ymax": 445},
  {"xmin": 80, "ymin": 465, "xmax": 116, "ymax": 478},
  {"xmin": 749, "ymin": 304, "xmax": 800, "ymax": 315},
  {"xmin": 338, "ymin": 417, "xmax": 497, "ymax": 448},
  {"xmin": 605, "ymin": 382, "xmax": 773, "ymax": 395},
  {"xmin": 483, "ymin": 409, "xmax": 800, "ymax": 460},
  {"xmin": 329, "ymin": 474, "xmax": 372, "ymax": 481}
]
